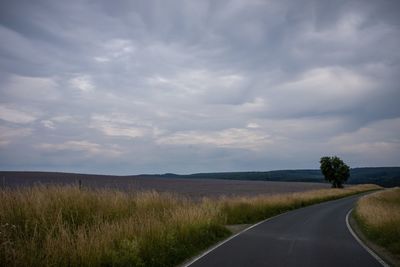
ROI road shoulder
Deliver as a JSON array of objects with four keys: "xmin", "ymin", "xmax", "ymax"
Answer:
[{"xmin": 349, "ymin": 210, "xmax": 399, "ymax": 267}]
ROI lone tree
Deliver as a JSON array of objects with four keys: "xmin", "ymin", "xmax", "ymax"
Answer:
[{"xmin": 320, "ymin": 156, "xmax": 350, "ymax": 188}]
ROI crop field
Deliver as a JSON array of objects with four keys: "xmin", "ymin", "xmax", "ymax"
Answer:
[{"xmin": 0, "ymin": 171, "xmax": 330, "ymax": 198}]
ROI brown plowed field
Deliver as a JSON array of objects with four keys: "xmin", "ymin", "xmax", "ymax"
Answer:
[{"xmin": 0, "ymin": 171, "xmax": 329, "ymax": 198}]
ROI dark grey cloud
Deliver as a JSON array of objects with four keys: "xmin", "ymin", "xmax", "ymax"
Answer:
[{"xmin": 0, "ymin": 0, "xmax": 399, "ymax": 174}]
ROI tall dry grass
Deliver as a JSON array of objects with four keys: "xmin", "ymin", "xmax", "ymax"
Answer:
[
  {"xmin": 354, "ymin": 187, "xmax": 400, "ymax": 257},
  {"xmin": 0, "ymin": 184, "xmax": 380, "ymax": 266},
  {"xmin": 0, "ymin": 186, "xmax": 228, "ymax": 267},
  {"xmin": 220, "ymin": 184, "xmax": 381, "ymax": 224}
]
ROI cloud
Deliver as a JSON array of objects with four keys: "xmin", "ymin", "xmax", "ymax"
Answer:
[
  {"xmin": 1, "ymin": 74, "xmax": 59, "ymax": 101},
  {"xmin": 157, "ymin": 128, "xmax": 271, "ymax": 150},
  {"xmin": 0, "ymin": 126, "xmax": 32, "ymax": 146},
  {"xmin": 146, "ymin": 68, "xmax": 247, "ymax": 105},
  {"xmin": 41, "ymin": 120, "xmax": 55, "ymax": 129},
  {"xmin": 0, "ymin": 0, "xmax": 399, "ymax": 173},
  {"xmin": 329, "ymin": 118, "xmax": 400, "ymax": 165},
  {"xmin": 94, "ymin": 56, "xmax": 110, "ymax": 63},
  {"xmin": 246, "ymin": 122, "xmax": 260, "ymax": 129},
  {"xmin": 50, "ymin": 115, "xmax": 77, "ymax": 123},
  {"xmin": 69, "ymin": 75, "xmax": 95, "ymax": 92},
  {"xmin": 36, "ymin": 140, "xmax": 123, "ymax": 158},
  {"xmin": 89, "ymin": 113, "xmax": 157, "ymax": 139},
  {"xmin": 103, "ymin": 39, "xmax": 135, "ymax": 58},
  {"xmin": 262, "ymin": 66, "xmax": 375, "ymax": 117},
  {"xmin": 0, "ymin": 105, "xmax": 38, "ymax": 124}
]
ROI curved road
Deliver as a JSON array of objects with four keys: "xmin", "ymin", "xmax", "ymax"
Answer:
[{"xmin": 187, "ymin": 194, "xmax": 382, "ymax": 267}]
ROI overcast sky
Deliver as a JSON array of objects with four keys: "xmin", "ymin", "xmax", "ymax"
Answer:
[{"xmin": 0, "ymin": 0, "xmax": 399, "ymax": 174}]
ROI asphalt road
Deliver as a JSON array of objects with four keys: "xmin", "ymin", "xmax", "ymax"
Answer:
[{"xmin": 187, "ymin": 194, "xmax": 382, "ymax": 267}]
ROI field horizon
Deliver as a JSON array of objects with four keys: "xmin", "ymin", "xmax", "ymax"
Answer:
[
  {"xmin": 1, "ymin": 166, "xmax": 399, "ymax": 190},
  {"xmin": 0, "ymin": 170, "xmax": 331, "ymax": 199}
]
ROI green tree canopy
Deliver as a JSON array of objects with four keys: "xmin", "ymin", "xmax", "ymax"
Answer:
[{"xmin": 320, "ymin": 156, "xmax": 350, "ymax": 188}]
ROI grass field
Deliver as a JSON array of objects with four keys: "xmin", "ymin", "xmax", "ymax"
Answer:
[
  {"xmin": 1, "ymin": 184, "xmax": 380, "ymax": 267},
  {"xmin": 354, "ymin": 187, "xmax": 400, "ymax": 259}
]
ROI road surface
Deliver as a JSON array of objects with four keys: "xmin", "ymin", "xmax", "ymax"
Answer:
[{"xmin": 187, "ymin": 194, "xmax": 382, "ymax": 267}]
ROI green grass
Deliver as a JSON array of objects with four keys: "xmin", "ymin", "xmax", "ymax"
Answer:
[
  {"xmin": 0, "ymin": 184, "xmax": 380, "ymax": 267},
  {"xmin": 353, "ymin": 187, "xmax": 400, "ymax": 257}
]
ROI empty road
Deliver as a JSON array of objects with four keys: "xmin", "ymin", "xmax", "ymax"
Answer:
[{"xmin": 187, "ymin": 194, "xmax": 382, "ymax": 267}]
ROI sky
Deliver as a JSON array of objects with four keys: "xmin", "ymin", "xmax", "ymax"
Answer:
[{"xmin": 0, "ymin": 0, "xmax": 399, "ymax": 175}]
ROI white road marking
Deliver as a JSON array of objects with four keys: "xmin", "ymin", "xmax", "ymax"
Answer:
[
  {"xmin": 345, "ymin": 209, "xmax": 390, "ymax": 267},
  {"xmin": 182, "ymin": 211, "xmax": 289, "ymax": 267}
]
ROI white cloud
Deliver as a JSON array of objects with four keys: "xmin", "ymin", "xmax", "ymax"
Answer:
[
  {"xmin": 236, "ymin": 97, "xmax": 266, "ymax": 114},
  {"xmin": 283, "ymin": 67, "xmax": 372, "ymax": 95},
  {"xmin": 94, "ymin": 39, "xmax": 135, "ymax": 62},
  {"xmin": 3, "ymin": 75, "xmax": 59, "ymax": 101},
  {"xmin": 69, "ymin": 75, "xmax": 95, "ymax": 92},
  {"xmin": 90, "ymin": 113, "xmax": 155, "ymax": 139},
  {"xmin": 157, "ymin": 128, "xmax": 271, "ymax": 150},
  {"xmin": 106, "ymin": 39, "xmax": 135, "ymax": 57},
  {"xmin": 247, "ymin": 122, "xmax": 260, "ymax": 129},
  {"xmin": 0, "ymin": 126, "xmax": 32, "ymax": 146},
  {"xmin": 41, "ymin": 120, "xmax": 55, "ymax": 129},
  {"xmin": 260, "ymin": 67, "xmax": 375, "ymax": 116},
  {"xmin": 94, "ymin": 56, "xmax": 110, "ymax": 63},
  {"xmin": 0, "ymin": 105, "xmax": 38, "ymax": 124},
  {"xmin": 328, "ymin": 118, "xmax": 400, "ymax": 165},
  {"xmin": 51, "ymin": 115, "xmax": 77, "ymax": 123},
  {"xmin": 37, "ymin": 140, "xmax": 123, "ymax": 157},
  {"xmin": 146, "ymin": 69, "xmax": 246, "ymax": 103},
  {"xmin": 98, "ymin": 124, "xmax": 147, "ymax": 138}
]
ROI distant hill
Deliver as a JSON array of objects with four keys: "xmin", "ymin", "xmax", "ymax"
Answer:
[
  {"xmin": 1, "ymin": 167, "xmax": 399, "ymax": 187},
  {"xmin": 152, "ymin": 167, "xmax": 400, "ymax": 187}
]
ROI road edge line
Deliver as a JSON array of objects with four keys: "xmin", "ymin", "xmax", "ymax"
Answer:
[
  {"xmin": 183, "ymin": 192, "xmax": 376, "ymax": 267},
  {"xmin": 345, "ymin": 208, "xmax": 390, "ymax": 267},
  {"xmin": 182, "ymin": 211, "xmax": 288, "ymax": 267}
]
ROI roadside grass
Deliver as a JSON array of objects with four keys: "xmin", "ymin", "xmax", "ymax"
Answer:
[
  {"xmin": 0, "ymin": 184, "xmax": 380, "ymax": 267},
  {"xmin": 220, "ymin": 184, "xmax": 381, "ymax": 224},
  {"xmin": 353, "ymin": 187, "xmax": 400, "ymax": 258}
]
